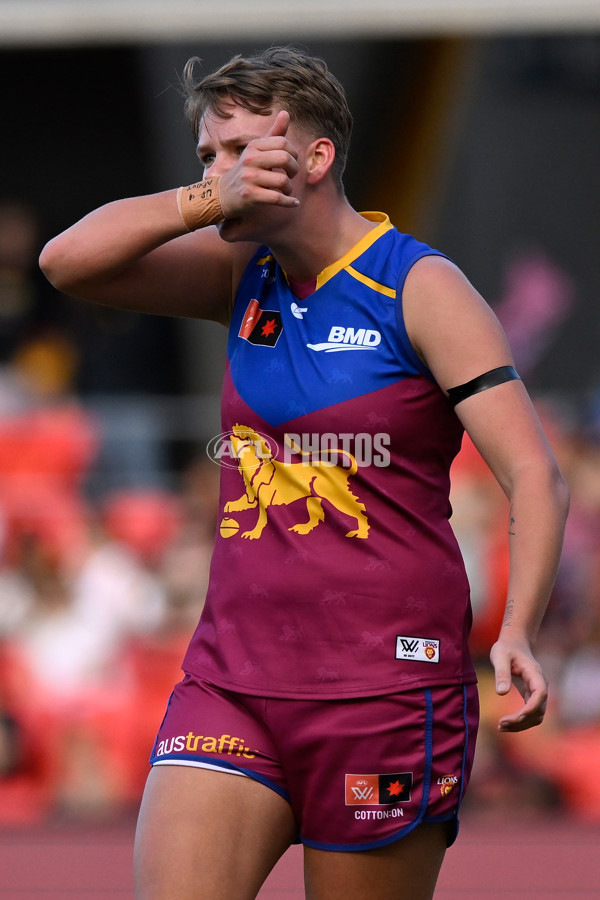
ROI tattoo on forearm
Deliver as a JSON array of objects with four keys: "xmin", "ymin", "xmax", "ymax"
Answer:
[
  {"xmin": 503, "ymin": 597, "xmax": 515, "ymax": 626},
  {"xmin": 509, "ymin": 516, "xmax": 516, "ymax": 536}
]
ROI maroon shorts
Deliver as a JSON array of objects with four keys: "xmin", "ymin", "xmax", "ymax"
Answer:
[{"xmin": 150, "ymin": 674, "xmax": 479, "ymax": 851}]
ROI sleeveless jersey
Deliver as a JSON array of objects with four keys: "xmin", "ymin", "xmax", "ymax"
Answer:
[{"xmin": 183, "ymin": 212, "xmax": 477, "ymax": 698}]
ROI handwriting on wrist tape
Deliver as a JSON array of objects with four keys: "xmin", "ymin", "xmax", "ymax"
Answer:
[{"xmin": 177, "ymin": 177, "xmax": 224, "ymax": 231}]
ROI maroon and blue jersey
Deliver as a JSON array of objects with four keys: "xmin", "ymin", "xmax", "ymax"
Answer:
[{"xmin": 183, "ymin": 212, "xmax": 477, "ymax": 698}]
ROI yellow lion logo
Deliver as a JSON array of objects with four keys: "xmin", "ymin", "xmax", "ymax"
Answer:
[{"xmin": 224, "ymin": 424, "xmax": 370, "ymax": 541}]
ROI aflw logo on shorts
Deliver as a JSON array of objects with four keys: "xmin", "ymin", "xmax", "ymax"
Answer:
[
  {"xmin": 345, "ymin": 773, "xmax": 413, "ymax": 805},
  {"xmin": 395, "ymin": 635, "xmax": 440, "ymax": 663}
]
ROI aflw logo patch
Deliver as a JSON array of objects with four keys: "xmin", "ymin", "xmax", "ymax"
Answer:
[
  {"xmin": 396, "ymin": 635, "xmax": 440, "ymax": 663},
  {"xmin": 239, "ymin": 299, "xmax": 283, "ymax": 347},
  {"xmin": 345, "ymin": 773, "xmax": 413, "ymax": 806}
]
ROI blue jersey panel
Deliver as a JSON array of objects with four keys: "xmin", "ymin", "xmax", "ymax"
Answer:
[{"xmin": 227, "ymin": 215, "xmax": 446, "ymax": 428}]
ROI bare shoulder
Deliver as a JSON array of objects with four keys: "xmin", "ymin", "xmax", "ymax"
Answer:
[
  {"xmin": 402, "ymin": 255, "xmax": 514, "ymax": 392},
  {"xmin": 403, "ymin": 255, "xmax": 498, "ymax": 334}
]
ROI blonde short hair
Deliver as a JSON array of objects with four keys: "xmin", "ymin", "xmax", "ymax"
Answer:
[{"xmin": 182, "ymin": 46, "xmax": 353, "ymax": 187}]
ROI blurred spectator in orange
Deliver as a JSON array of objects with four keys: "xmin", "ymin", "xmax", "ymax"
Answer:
[
  {"xmin": 0, "ymin": 332, "xmax": 99, "ymax": 570},
  {"xmin": 0, "ymin": 520, "xmax": 168, "ymax": 821},
  {"xmin": 115, "ymin": 460, "xmax": 220, "ymax": 799}
]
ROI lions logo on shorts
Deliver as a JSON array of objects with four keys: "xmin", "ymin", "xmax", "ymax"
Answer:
[{"xmin": 438, "ymin": 775, "xmax": 459, "ymax": 796}]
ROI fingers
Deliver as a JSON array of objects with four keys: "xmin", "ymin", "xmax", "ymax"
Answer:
[
  {"xmin": 247, "ymin": 147, "xmax": 299, "ymax": 181},
  {"xmin": 220, "ymin": 165, "xmax": 298, "ymax": 217},
  {"xmin": 493, "ymin": 665, "xmax": 511, "ymax": 697},
  {"xmin": 490, "ymin": 639, "xmax": 548, "ymax": 733},
  {"xmin": 497, "ymin": 686, "xmax": 547, "ymax": 732},
  {"xmin": 241, "ymin": 162, "xmax": 299, "ymax": 207},
  {"xmin": 267, "ymin": 109, "xmax": 291, "ymax": 138},
  {"xmin": 219, "ymin": 113, "xmax": 299, "ymax": 216},
  {"xmin": 489, "ymin": 641, "xmax": 514, "ymax": 697},
  {"xmin": 252, "ymin": 113, "xmax": 299, "ymax": 180}
]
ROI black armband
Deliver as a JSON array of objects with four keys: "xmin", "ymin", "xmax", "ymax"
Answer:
[{"xmin": 447, "ymin": 365, "xmax": 520, "ymax": 407}]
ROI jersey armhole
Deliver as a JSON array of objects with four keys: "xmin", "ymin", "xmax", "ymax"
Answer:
[
  {"xmin": 227, "ymin": 245, "xmax": 270, "ymax": 352},
  {"xmin": 233, "ymin": 245, "xmax": 268, "ymax": 306},
  {"xmin": 394, "ymin": 250, "xmax": 453, "ymax": 381}
]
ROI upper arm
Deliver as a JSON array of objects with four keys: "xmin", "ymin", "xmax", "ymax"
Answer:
[
  {"xmin": 39, "ymin": 191, "xmax": 258, "ymax": 325},
  {"xmin": 92, "ymin": 229, "xmax": 257, "ymax": 325},
  {"xmin": 403, "ymin": 255, "xmax": 514, "ymax": 392},
  {"xmin": 403, "ymin": 256, "xmax": 560, "ymax": 491}
]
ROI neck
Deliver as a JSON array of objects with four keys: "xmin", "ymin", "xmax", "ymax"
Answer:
[{"xmin": 267, "ymin": 192, "xmax": 376, "ymax": 282}]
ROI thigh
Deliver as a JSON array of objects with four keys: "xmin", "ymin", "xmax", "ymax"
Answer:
[
  {"xmin": 304, "ymin": 822, "xmax": 448, "ymax": 900},
  {"xmin": 134, "ymin": 765, "xmax": 297, "ymax": 900}
]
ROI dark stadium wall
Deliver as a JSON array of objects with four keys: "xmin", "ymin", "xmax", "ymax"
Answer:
[{"xmin": 3, "ymin": 36, "xmax": 599, "ymax": 416}]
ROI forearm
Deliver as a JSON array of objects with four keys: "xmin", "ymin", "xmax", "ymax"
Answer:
[
  {"xmin": 499, "ymin": 462, "xmax": 569, "ymax": 646},
  {"xmin": 487, "ymin": 462, "xmax": 569, "ymax": 731},
  {"xmin": 39, "ymin": 190, "xmax": 185, "ymax": 295}
]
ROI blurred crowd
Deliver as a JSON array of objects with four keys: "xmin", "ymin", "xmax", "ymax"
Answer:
[
  {"xmin": 0, "ymin": 201, "xmax": 218, "ymax": 823},
  {"xmin": 1, "ymin": 199, "xmax": 600, "ymax": 827}
]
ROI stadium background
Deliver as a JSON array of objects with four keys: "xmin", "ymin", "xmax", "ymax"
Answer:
[{"xmin": 1, "ymin": 1, "xmax": 600, "ymax": 896}]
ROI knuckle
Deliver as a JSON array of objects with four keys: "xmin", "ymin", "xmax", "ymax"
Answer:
[
  {"xmin": 243, "ymin": 148, "xmax": 259, "ymax": 166},
  {"xmin": 274, "ymin": 171, "xmax": 290, "ymax": 189}
]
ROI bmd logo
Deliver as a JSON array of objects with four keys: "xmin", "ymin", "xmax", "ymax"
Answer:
[
  {"xmin": 307, "ymin": 326, "xmax": 381, "ymax": 353},
  {"xmin": 328, "ymin": 326, "xmax": 381, "ymax": 347}
]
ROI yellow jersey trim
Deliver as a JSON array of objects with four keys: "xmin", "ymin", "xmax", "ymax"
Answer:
[
  {"xmin": 264, "ymin": 212, "xmax": 394, "ymax": 294},
  {"xmin": 315, "ymin": 212, "xmax": 393, "ymax": 290},
  {"xmin": 345, "ymin": 265, "xmax": 397, "ymax": 298}
]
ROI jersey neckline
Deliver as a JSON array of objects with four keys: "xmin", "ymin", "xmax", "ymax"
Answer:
[{"xmin": 281, "ymin": 212, "xmax": 393, "ymax": 296}]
